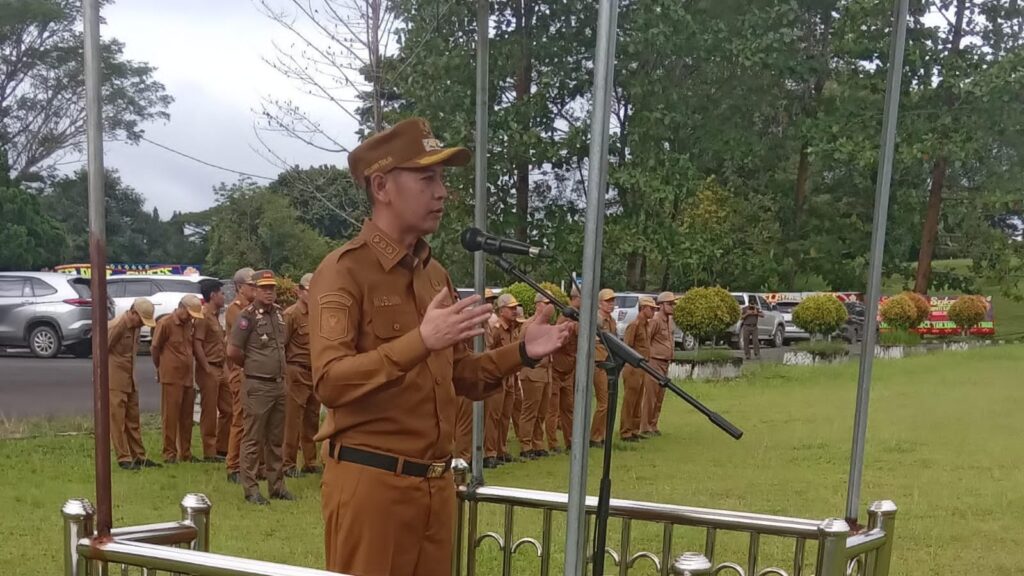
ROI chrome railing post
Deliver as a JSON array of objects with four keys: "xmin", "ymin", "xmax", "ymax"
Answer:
[
  {"xmin": 63, "ymin": 498, "xmax": 95, "ymax": 576},
  {"xmin": 866, "ymin": 501, "xmax": 898, "ymax": 576},
  {"xmin": 671, "ymin": 552, "xmax": 712, "ymax": 576},
  {"xmin": 466, "ymin": 498, "xmax": 480, "ymax": 576},
  {"xmin": 816, "ymin": 518, "xmax": 851, "ymax": 576},
  {"xmin": 452, "ymin": 459, "xmax": 470, "ymax": 576},
  {"xmin": 180, "ymin": 494, "xmax": 212, "ymax": 552}
]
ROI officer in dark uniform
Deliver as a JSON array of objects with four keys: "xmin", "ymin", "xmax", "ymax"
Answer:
[{"xmin": 227, "ymin": 269, "xmax": 294, "ymax": 505}]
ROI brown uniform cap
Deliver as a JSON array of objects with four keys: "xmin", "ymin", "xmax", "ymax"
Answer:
[
  {"xmin": 656, "ymin": 291, "xmax": 677, "ymax": 304},
  {"xmin": 348, "ymin": 117, "xmax": 471, "ymax": 189},
  {"xmin": 638, "ymin": 296, "xmax": 657, "ymax": 309},
  {"xmin": 598, "ymin": 288, "xmax": 616, "ymax": 302},
  {"xmin": 253, "ymin": 270, "xmax": 277, "ymax": 287}
]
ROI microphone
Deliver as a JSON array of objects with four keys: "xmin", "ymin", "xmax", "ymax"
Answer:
[{"xmin": 460, "ymin": 227, "xmax": 553, "ymax": 258}]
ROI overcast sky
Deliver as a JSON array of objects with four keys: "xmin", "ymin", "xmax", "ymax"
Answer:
[{"xmin": 99, "ymin": 0, "xmax": 360, "ymax": 215}]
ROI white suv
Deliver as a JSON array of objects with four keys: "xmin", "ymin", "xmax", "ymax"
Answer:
[
  {"xmin": 612, "ymin": 291, "xmax": 695, "ymax": 351},
  {"xmin": 107, "ymin": 275, "xmax": 212, "ymax": 341}
]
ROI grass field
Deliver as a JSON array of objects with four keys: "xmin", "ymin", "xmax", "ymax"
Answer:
[{"xmin": 2, "ymin": 346, "xmax": 1023, "ymax": 575}]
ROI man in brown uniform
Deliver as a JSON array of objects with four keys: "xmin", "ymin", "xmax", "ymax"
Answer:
[
  {"xmin": 227, "ymin": 270, "xmax": 293, "ymax": 505},
  {"xmin": 151, "ymin": 295, "xmax": 204, "ymax": 463},
  {"xmin": 283, "ymin": 272, "xmax": 321, "ymax": 477},
  {"xmin": 546, "ymin": 288, "xmax": 580, "ymax": 453},
  {"xmin": 225, "ymin": 267, "xmax": 256, "ymax": 483},
  {"xmin": 590, "ymin": 288, "xmax": 618, "ymax": 447},
  {"xmin": 644, "ymin": 291, "xmax": 677, "ymax": 436},
  {"xmin": 454, "ymin": 288, "xmax": 498, "ymax": 462},
  {"xmin": 484, "ymin": 293, "xmax": 520, "ymax": 468},
  {"xmin": 620, "ymin": 296, "xmax": 655, "ymax": 442},
  {"xmin": 309, "ymin": 117, "xmax": 569, "ymax": 576},
  {"xmin": 109, "ymin": 298, "xmax": 161, "ymax": 470},
  {"xmin": 194, "ymin": 279, "xmax": 230, "ymax": 462},
  {"xmin": 518, "ymin": 293, "xmax": 554, "ymax": 458},
  {"xmin": 741, "ymin": 303, "xmax": 763, "ymax": 360}
]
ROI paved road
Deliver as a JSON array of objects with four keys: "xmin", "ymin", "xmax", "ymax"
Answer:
[{"xmin": 0, "ymin": 351, "xmax": 161, "ymax": 419}]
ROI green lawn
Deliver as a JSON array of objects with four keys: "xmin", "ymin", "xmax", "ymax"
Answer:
[{"xmin": 2, "ymin": 347, "xmax": 1023, "ymax": 575}]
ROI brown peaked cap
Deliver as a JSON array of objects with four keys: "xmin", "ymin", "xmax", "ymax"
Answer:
[{"xmin": 348, "ymin": 117, "xmax": 471, "ymax": 189}]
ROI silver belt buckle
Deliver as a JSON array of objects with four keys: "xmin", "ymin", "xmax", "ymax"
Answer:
[{"xmin": 426, "ymin": 462, "xmax": 446, "ymax": 478}]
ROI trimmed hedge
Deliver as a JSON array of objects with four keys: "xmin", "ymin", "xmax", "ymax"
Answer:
[
  {"xmin": 880, "ymin": 295, "xmax": 917, "ymax": 331},
  {"xmin": 902, "ymin": 291, "xmax": 931, "ymax": 327},
  {"xmin": 792, "ymin": 294, "xmax": 848, "ymax": 338},
  {"xmin": 948, "ymin": 295, "xmax": 987, "ymax": 336},
  {"xmin": 674, "ymin": 287, "xmax": 740, "ymax": 343}
]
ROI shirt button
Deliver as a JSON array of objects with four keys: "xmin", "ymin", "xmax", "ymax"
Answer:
[
  {"xmin": 435, "ymin": 377, "xmax": 441, "ymax": 385},
  {"xmin": 393, "ymin": 323, "xmax": 401, "ymax": 330}
]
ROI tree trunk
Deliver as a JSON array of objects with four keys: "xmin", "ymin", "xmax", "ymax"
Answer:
[
  {"xmin": 625, "ymin": 253, "xmax": 646, "ymax": 290},
  {"xmin": 795, "ymin": 142, "xmax": 811, "ymax": 218},
  {"xmin": 914, "ymin": 158, "xmax": 948, "ymax": 293},
  {"xmin": 513, "ymin": 0, "xmax": 533, "ymax": 242}
]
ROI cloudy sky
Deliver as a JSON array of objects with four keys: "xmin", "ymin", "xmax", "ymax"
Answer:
[{"xmin": 100, "ymin": 0, "xmax": 361, "ymax": 215}]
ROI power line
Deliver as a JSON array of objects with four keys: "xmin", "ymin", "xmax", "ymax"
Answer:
[{"xmin": 139, "ymin": 136, "xmax": 276, "ymax": 181}]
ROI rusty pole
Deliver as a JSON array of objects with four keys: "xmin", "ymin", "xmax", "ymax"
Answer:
[{"xmin": 83, "ymin": 0, "xmax": 112, "ymax": 537}]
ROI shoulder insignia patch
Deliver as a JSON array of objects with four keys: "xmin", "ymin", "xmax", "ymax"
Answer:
[
  {"xmin": 238, "ymin": 317, "xmax": 250, "ymax": 331},
  {"xmin": 318, "ymin": 292, "xmax": 353, "ymax": 342},
  {"xmin": 369, "ymin": 233, "xmax": 399, "ymax": 259}
]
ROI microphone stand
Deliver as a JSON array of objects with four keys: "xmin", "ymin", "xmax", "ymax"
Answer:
[{"xmin": 489, "ymin": 255, "xmax": 743, "ymax": 576}]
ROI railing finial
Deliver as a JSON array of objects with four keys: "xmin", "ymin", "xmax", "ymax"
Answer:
[{"xmin": 671, "ymin": 552, "xmax": 712, "ymax": 575}]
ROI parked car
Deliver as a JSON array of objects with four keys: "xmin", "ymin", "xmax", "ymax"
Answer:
[
  {"xmin": 774, "ymin": 300, "xmax": 810, "ymax": 343},
  {"xmin": 0, "ymin": 272, "xmax": 115, "ymax": 358},
  {"xmin": 728, "ymin": 292, "xmax": 787, "ymax": 348},
  {"xmin": 612, "ymin": 291, "xmax": 696, "ymax": 350},
  {"xmin": 107, "ymin": 275, "xmax": 211, "ymax": 341},
  {"xmin": 839, "ymin": 301, "xmax": 867, "ymax": 343}
]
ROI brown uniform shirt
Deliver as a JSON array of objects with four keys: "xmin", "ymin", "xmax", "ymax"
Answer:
[
  {"xmin": 648, "ymin": 311, "xmax": 675, "ymax": 361},
  {"xmin": 108, "ymin": 313, "xmax": 140, "ymax": 392},
  {"xmin": 283, "ymin": 299, "xmax": 311, "ymax": 367},
  {"xmin": 151, "ymin": 314, "xmax": 194, "ymax": 385},
  {"xmin": 309, "ymin": 219, "xmax": 522, "ymax": 462},
  {"xmin": 518, "ymin": 315, "xmax": 551, "ymax": 381},
  {"xmin": 551, "ymin": 315, "xmax": 578, "ymax": 375},
  {"xmin": 225, "ymin": 298, "xmax": 246, "ymax": 346},
  {"xmin": 230, "ymin": 303, "xmax": 287, "ymax": 380},
  {"xmin": 194, "ymin": 307, "xmax": 226, "ymax": 365},
  {"xmin": 596, "ymin": 310, "xmax": 617, "ymax": 363},
  {"xmin": 624, "ymin": 316, "xmax": 652, "ymax": 359}
]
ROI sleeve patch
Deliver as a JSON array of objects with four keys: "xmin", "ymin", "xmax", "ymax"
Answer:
[
  {"xmin": 318, "ymin": 292, "xmax": 353, "ymax": 342},
  {"xmin": 238, "ymin": 317, "xmax": 250, "ymax": 331}
]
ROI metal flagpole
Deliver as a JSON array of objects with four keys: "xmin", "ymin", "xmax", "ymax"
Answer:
[
  {"xmin": 846, "ymin": 0, "xmax": 909, "ymax": 525},
  {"xmin": 471, "ymin": 0, "xmax": 490, "ymax": 486},
  {"xmin": 564, "ymin": 0, "xmax": 620, "ymax": 572},
  {"xmin": 83, "ymin": 0, "xmax": 113, "ymax": 537}
]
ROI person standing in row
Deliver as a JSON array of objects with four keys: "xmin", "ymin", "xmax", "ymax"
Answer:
[
  {"xmin": 454, "ymin": 288, "xmax": 498, "ymax": 463},
  {"xmin": 108, "ymin": 298, "xmax": 161, "ymax": 470},
  {"xmin": 509, "ymin": 306, "xmax": 526, "ymax": 444},
  {"xmin": 590, "ymin": 288, "xmax": 617, "ymax": 448},
  {"xmin": 151, "ymin": 295, "xmax": 204, "ymax": 464},
  {"xmin": 484, "ymin": 293, "xmax": 520, "ymax": 469},
  {"xmin": 546, "ymin": 287, "xmax": 580, "ymax": 453},
  {"xmin": 620, "ymin": 296, "xmax": 655, "ymax": 442},
  {"xmin": 308, "ymin": 117, "xmax": 570, "ymax": 576},
  {"xmin": 643, "ymin": 292, "xmax": 677, "ymax": 437},
  {"xmin": 194, "ymin": 279, "xmax": 230, "ymax": 462},
  {"xmin": 228, "ymin": 270, "xmax": 293, "ymax": 505},
  {"xmin": 518, "ymin": 293, "xmax": 554, "ymax": 459},
  {"xmin": 225, "ymin": 267, "xmax": 257, "ymax": 483},
  {"xmin": 741, "ymin": 303, "xmax": 763, "ymax": 360},
  {"xmin": 283, "ymin": 273, "xmax": 321, "ymax": 478}
]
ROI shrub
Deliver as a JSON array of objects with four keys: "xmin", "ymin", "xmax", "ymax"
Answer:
[
  {"xmin": 674, "ymin": 349, "xmax": 736, "ymax": 363},
  {"xmin": 275, "ymin": 276, "xmax": 298, "ymax": 309},
  {"xmin": 879, "ymin": 295, "xmax": 917, "ymax": 331},
  {"xmin": 792, "ymin": 294, "xmax": 848, "ymax": 338},
  {"xmin": 795, "ymin": 340, "xmax": 848, "ymax": 357},
  {"xmin": 901, "ymin": 291, "xmax": 931, "ymax": 327},
  {"xmin": 674, "ymin": 287, "xmax": 741, "ymax": 347},
  {"xmin": 505, "ymin": 282, "xmax": 538, "ymax": 316},
  {"xmin": 948, "ymin": 295, "xmax": 987, "ymax": 336},
  {"xmin": 878, "ymin": 329, "xmax": 921, "ymax": 347},
  {"xmin": 538, "ymin": 282, "xmax": 568, "ymax": 323}
]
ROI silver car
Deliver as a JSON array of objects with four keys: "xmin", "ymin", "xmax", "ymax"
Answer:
[{"xmin": 0, "ymin": 272, "xmax": 115, "ymax": 358}]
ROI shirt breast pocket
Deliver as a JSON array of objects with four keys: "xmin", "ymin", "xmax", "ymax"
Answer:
[{"xmin": 371, "ymin": 306, "xmax": 420, "ymax": 341}]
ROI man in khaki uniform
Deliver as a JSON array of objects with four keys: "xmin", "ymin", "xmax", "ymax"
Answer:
[
  {"xmin": 283, "ymin": 273, "xmax": 321, "ymax": 477},
  {"xmin": 151, "ymin": 295, "xmax": 204, "ymax": 463},
  {"xmin": 518, "ymin": 293, "xmax": 554, "ymax": 458},
  {"xmin": 227, "ymin": 269, "xmax": 293, "ymax": 505},
  {"xmin": 194, "ymin": 279, "xmax": 230, "ymax": 462},
  {"xmin": 590, "ymin": 288, "xmax": 617, "ymax": 447},
  {"xmin": 225, "ymin": 267, "xmax": 257, "ymax": 483},
  {"xmin": 483, "ymin": 293, "xmax": 519, "ymax": 469},
  {"xmin": 546, "ymin": 288, "xmax": 580, "ymax": 453},
  {"xmin": 454, "ymin": 288, "xmax": 498, "ymax": 462},
  {"xmin": 620, "ymin": 296, "xmax": 655, "ymax": 442},
  {"xmin": 644, "ymin": 292, "xmax": 677, "ymax": 436},
  {"xmin": 308, "ymin": 118, "xmax": 569, "ymax": 576},
  {"xmin": 108, "ymin": 298, "xmax": 160, "ymax": 470}
]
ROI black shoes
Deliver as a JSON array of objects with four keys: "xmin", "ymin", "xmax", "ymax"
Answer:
[
  {"xmin": 532, "ymin": 450, "xmax": 550, "ymax": 458},
  {"xmin": 135, "ymin": 458, "xmax": 162, "ymax": 468},
  {"xmin": 300, "ymin": 465, "xmax": 323, "ymax": 474},
  {"xmin": 270, "ymin": 490, "xmax": 296, "ymax": 501},
  {"xmin": 483, "ymin": 457, "xmax": 500, "ymax": 469},
  {"xmin": 621, "ymin": 436, "xmax": 640, "ymax": 443},
  {"xmin": 284, "ymin": 468, "xmax": 306, "ymax": 479},
  {"xmin": 164, "ymin": 458, "xmax": 177, "ymax": 465},
  {"xmin": 226, "ymin": 471, "xmax": 241, "ymax": 484},
  {"xmin": 118, "ymin": 460, "xmax": 140, "ymax": 470},
  {"xmin": 203, "ymin": 455, "xmax": 226, "ymax": 463},
  {"xmin": 245, "ymin": 493, "xmax": 269, "ymax": 506}
]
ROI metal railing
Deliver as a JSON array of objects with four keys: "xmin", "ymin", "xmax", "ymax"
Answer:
[
  {"xmin": 453, "ymin": 480, "xmax": 897, "ymax": 576},
  {"xmin": 62, "ymin": 494, "xmax": 343, "ymax": 576}
]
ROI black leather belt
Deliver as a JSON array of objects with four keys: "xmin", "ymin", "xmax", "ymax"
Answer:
[
  {"xmin": 246, "ymin": 374, "xmax": 281, "ymax": 383},
  {"xmin": 327, "ymin": 441, "xmax": 451, "ymax": 479}
]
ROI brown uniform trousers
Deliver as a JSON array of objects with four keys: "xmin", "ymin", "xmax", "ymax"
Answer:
[
  {"xmin": 224, "ymin": 299, "xmax": 246, "ymax": 473},
  {"xmin": 485, "ymin": 319, "xmax": 517, "ymax": 459},
  {"xmin": 518, "ymin": 315, "xmax": 551, "ymax": 453},
  {"xmin": 152, "ymin": 314, "xmax": 196, "ymax": 461},
  {"xmin": 590, "ymin": 310, "xmax": 617, "ymax": 443},
  {"xmin": 454, "ymin": 396, "xmax": 474, "ymax": 461},
  {"xmin": 283, "ymin": 300, "xmax": 320, "ymax": 471},
  {"xmin": 108, "ymin": 315, "xmax": 147, "ymax": 463},
  {"xmin": 231, "ymin": 304, "xmax": 288, "ymax": 498},
  {"xmin": 310, "ymin": 221, "xmax": 523, "ymax": 576},
  {"xmin": 195, "ymin": 308, "xmax": 231, "ymax": 459},
  {"xmin": 620, "ymin": 316, "xmax": 651, "ymax": 440},
  {"xmin": 644, "ymin": 311, "xmax": 674, "ymax": 434},
  {"xmin": 546, "ymin": 315, "xmax": 577, "ymax": 450}
]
